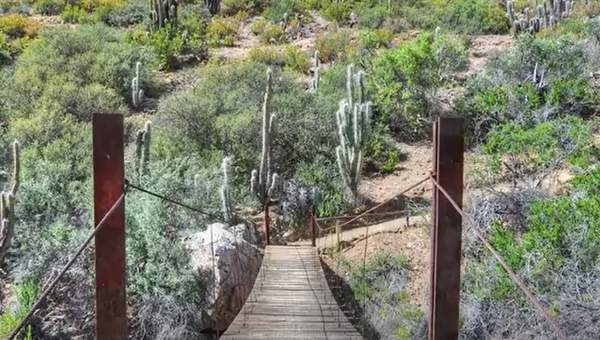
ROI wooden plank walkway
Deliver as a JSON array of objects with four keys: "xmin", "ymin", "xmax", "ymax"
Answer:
[{"xmin": 221, "ymin": 245, "xmax": 363, "ymax": 340}]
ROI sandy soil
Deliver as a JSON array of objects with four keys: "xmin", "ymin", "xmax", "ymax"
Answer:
[{"xmin": 327, "ymin": 224, "xmax": 431, "ymax": 308}]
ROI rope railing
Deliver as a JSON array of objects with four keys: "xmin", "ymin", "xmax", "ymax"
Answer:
[
  {"xmin": 429, "ymin": 174, "xmax": 570, "ymax": 340},
  {"xmin": 5, "ymin": 193, "xmax": 126, "ymax": 340},
  {"xmin": 125, "ymin": 180, "xmax": 222, "ymax": 220},
  {"xmin": 314, "ymin": 176, "xmax": 430, "ymax": 235}
]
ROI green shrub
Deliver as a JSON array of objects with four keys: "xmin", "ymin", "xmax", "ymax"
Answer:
[
  {"xmin": 482, "ymin": 117, "xmax": 599, "ymax": 178},
  {"xmin": 60, "ymin": 4, "xmax": 90, "ymax": 24},
  {"xmin": 0, "ymin": 279, "xmax": 38, "ymax": 340},
  {"xmin": 263, "ymin": 0, "xmax": 307, "ymax": 21},
  {"xmin": 315, "ymin": 29, "xmax": 351, "ymax": 63},
  {"xmin": 365, "ymin": 124, "xmax": 402, "ymax": 173},
  {"xmin": 207, "ymin": 16, "xmax": 239, "ymax": 47},
  {"xmin": 156, "ymin": 62, "xmax": 339, "ymax": 202},
  {"xmin": 93, "ymin": 0, "xmax": 146, "ymax": 26},
  {"xmin": 400, "ymin": 0, "xmax": 509, "ymax": 34},
  {"xmin": 247, "ymin": 46, "xmax": 286, "ymax": 66},
  {"xmin": 320, "ymin": 0, "xmax": 351, "ymax": 23},
  {"xmin": 13, "ymin": 24, "xmax": 156, "ymax": 114},
  {"xmin": 433, "ymin": 30, "xmax": 468, "ymax": 80},
  {"xmin": 220, "ymin": 0, "xmax": 262, "ymax": 16},
  {"xmin": 340, "ymin": 250, "xmax": 424, "ymax": 339},
  {"xmin": 357, "ymin": 5, "xmax": 388, "ymax": 29},
  {"xmin": 283, "ymin": 45, "xmax": 308, "ymax": 73},
  {"xmin": 461, "ymin": 32, "xmax": 597, "ymax": 140},
  {"xmin": 370, "ymin": 33, "xmax": 439, "ymax": 140},
  {"xmin": 33, "ymin": 0, "xmax": 65, "ymax": 15}
]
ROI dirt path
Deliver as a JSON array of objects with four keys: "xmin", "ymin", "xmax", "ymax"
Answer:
[{"xmin": 359, "ymin": 142, "xmax": 432, "ymax": 204}]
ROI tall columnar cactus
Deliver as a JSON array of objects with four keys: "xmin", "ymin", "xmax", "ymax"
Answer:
[
  {"xmin": 204, "ymin": 0, "xmax": 220, "ymax": 14},
  {"xmin": 0, "ymin": 141, "xmax": 19, "ymax": 264},
  {"xmin": 335, "ymin": 65, "xmax": 371, "ymax": 202},
  {"xmin": 507, "ymin": 0, "xmax": 516, "ymax": 25},
  {"xmin": 250, "ymin": 68, "xmax": 282, "ymax": 205},
  {"xmin": 135, "ymin": 121, "xmax": 152, "ymax": 177},
  {"xmin": 132, "ymin": 62, "xmax": 144, "ymax": 109},
  {"xmin": 309, "ymin": 50, "xmax": 320, "ymax": 92},
  {"xmin": 150, "ymin": 0, "xmax": 178, "ymax": 29},
  {"xmin": 220, "ymin": 156, "xmax": 235, "ymax": 225}
]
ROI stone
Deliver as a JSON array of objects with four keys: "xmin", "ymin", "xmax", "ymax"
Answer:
[{"xmin": 185, "ymin": 223, "xmax": 261, "ymax": 331}]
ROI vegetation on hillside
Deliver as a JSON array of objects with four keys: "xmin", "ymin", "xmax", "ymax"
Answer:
[{"xmin": 0, "ymin": 0, "xmax": 599, "ymax": 339}]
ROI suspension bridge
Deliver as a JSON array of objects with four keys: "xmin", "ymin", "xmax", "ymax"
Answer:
[{"xmin": 3, "ymin": 115, "xmax": 570, "ymax": 340}]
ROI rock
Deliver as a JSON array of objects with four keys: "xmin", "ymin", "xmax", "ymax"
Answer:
[{"xmin": 186, "ymin": 223, "xmax": 261, "ymax": 331}]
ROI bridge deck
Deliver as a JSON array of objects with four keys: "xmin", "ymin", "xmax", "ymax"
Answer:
[{"xmin": 221, "ymin": 245, "xmax": 363, "ymax": 340}]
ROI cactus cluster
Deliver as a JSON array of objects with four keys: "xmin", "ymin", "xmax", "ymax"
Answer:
[
  {"xmin": 150, "ymin": 0, "xmax": 178, "ymax": 29},
  {"xmin": 135, "ymin": 121, "xmax": 152, "ymax": 178},
  {"xmin": 250, "ymin": 68, "xmax": 282, "ymax": 206},
  {"xmin": 309, "ymin": 50, "xmax": 320, "ymax": 92},
  {"xmin": 132, "ymin": 62, "xmax": 144, "ymax": 109},
  {"xmin": 0, "ymin": 141, "xmax": 20, "ymax": 264},
  {"xmin": 220, "ymin": 156, "xmax": 236, "ymax": 225},
  {"xmin": 335, "ymin": 64, "xmax": 371, "ymax": 202},
  {"xmin": 506, "ymin": 0, "xmax": 578, "ymax": 35}
]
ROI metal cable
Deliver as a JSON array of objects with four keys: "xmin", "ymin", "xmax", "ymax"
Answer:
[
  {"xmin": 429, "ymin": 174, "xmax": 569, "ymax": 340},
  {"xmin": 125, "ymin": 180, "xmax": 221, "ymax": 220},
  {"xmin": 316, "ymin": 176, "xmax": 430, "ymax": 233},
  {"xmin": 6, "ymin": 193, "xmax": 126, "ymax": 340}
]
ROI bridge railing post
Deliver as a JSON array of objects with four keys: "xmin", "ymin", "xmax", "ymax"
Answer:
[
  {"xmin": 309, "ymin": 206, "xmax": 316, "ymax": 247},
  {"xmin": 264, "ymin": 204, "xmax": 270, "ymax": 246},
  {"xmin": 93, "ymin": 113, "xmax": 127, "ymax": 340},
  {"xmin": 429, "ymin": 117, "xmax": 464, "ymax": 340}
]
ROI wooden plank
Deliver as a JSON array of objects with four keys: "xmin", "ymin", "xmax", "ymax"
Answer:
[{"xmin": 222, "ymin": 245, "xmax": 362, "ymax": 339}]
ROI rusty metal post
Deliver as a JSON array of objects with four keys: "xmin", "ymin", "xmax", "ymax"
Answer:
[
  {"xmin": 309, "ymin": 206, "xmax": 316, "ymax": 247},
  {"xmin": 429, "ymin": 118, "xmax": 464, "ymax": 340},
  {"xmin": 264, "ymin": 204, "xmax": 270, "ymax": 246},
  {"xmin": 93, "ymin": 113, "xmax": 127, "ymax": 340},
  {"xmin": 336, "ymin": 225, "xmax": 341, "ymax": 253}
]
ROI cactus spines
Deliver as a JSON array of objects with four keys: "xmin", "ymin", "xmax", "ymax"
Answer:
[
  {"xmin": 220, "ymin": 156, "xmax": 235, "ymax": 225},
  {"xmin": 251, "ymin": 68, "xmax": 281, "ymax": 205},
  {"xmin": 335, "ymin": 65, "xmax": 371, "ymax": 202},
  {"xmin": 132, "ymin": 62, "xmax": 144, "ymax": 109},
  {"xmin": 136, "ymin": 121, "xmax": 152, "ymax": 177},
  {"xmin": 1, "ymin": 140, "xmax": 20, "ymax": 264}
]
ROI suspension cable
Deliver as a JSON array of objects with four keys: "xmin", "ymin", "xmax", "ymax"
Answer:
[
  {"xmin": 6, "ymin": 193, "xmax": 126, "ymax": 340},
  {"xmin": 315, "ymin": 176, "xmax": 430, "ymax": 234},
  {"xmin": 429, "ymin": 174, "xmax": 569, "ymax": 340},
  {"xmin": 125, "ymin": 180, "xmax": 221, "ymax": 220}
]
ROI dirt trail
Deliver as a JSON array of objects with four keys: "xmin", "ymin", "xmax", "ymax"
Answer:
[{"xmin": 439, "ymin": 34, "xmax": 513, "ymax": 112}]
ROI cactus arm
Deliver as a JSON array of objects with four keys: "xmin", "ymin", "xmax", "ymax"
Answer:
[{"xmin": 10, "ymin": 141, "xmax": 19, "ymax": 195}]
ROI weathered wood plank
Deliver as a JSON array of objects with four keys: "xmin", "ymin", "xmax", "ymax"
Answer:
[{"xmin": 221, "ymin": 245, "xmax": 362, "ymax": 339}]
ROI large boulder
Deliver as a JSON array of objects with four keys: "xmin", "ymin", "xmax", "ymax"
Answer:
[{"xmin": 185, "ymin": 223, "xmax": 261, "ymax": 331}]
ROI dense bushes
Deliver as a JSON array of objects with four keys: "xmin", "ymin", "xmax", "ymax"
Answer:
[
  {"xmin": 370, "ymin": 32, "xmax": 467, "ymax": 140},
  {"xmin": 156, "ymin": 62, "xmax": 337, "ymax": 184},
  {"xmin": 462, "ymin": 165, "xmax": 600, "ymax": 339},
  {"xmin": 461, "ymin": 32, "xmax": 599, "ymax": 140},
  {"xmin": 482, "ymin": 117, "xmax": 599, "ymax": 180},
  {"xmin": 10, "ymin": 24, "xmax": 155, "ymax": 118},
  {"xmin": 339, "ymin": 250, "xmax": 425, "ymax": 339}
]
